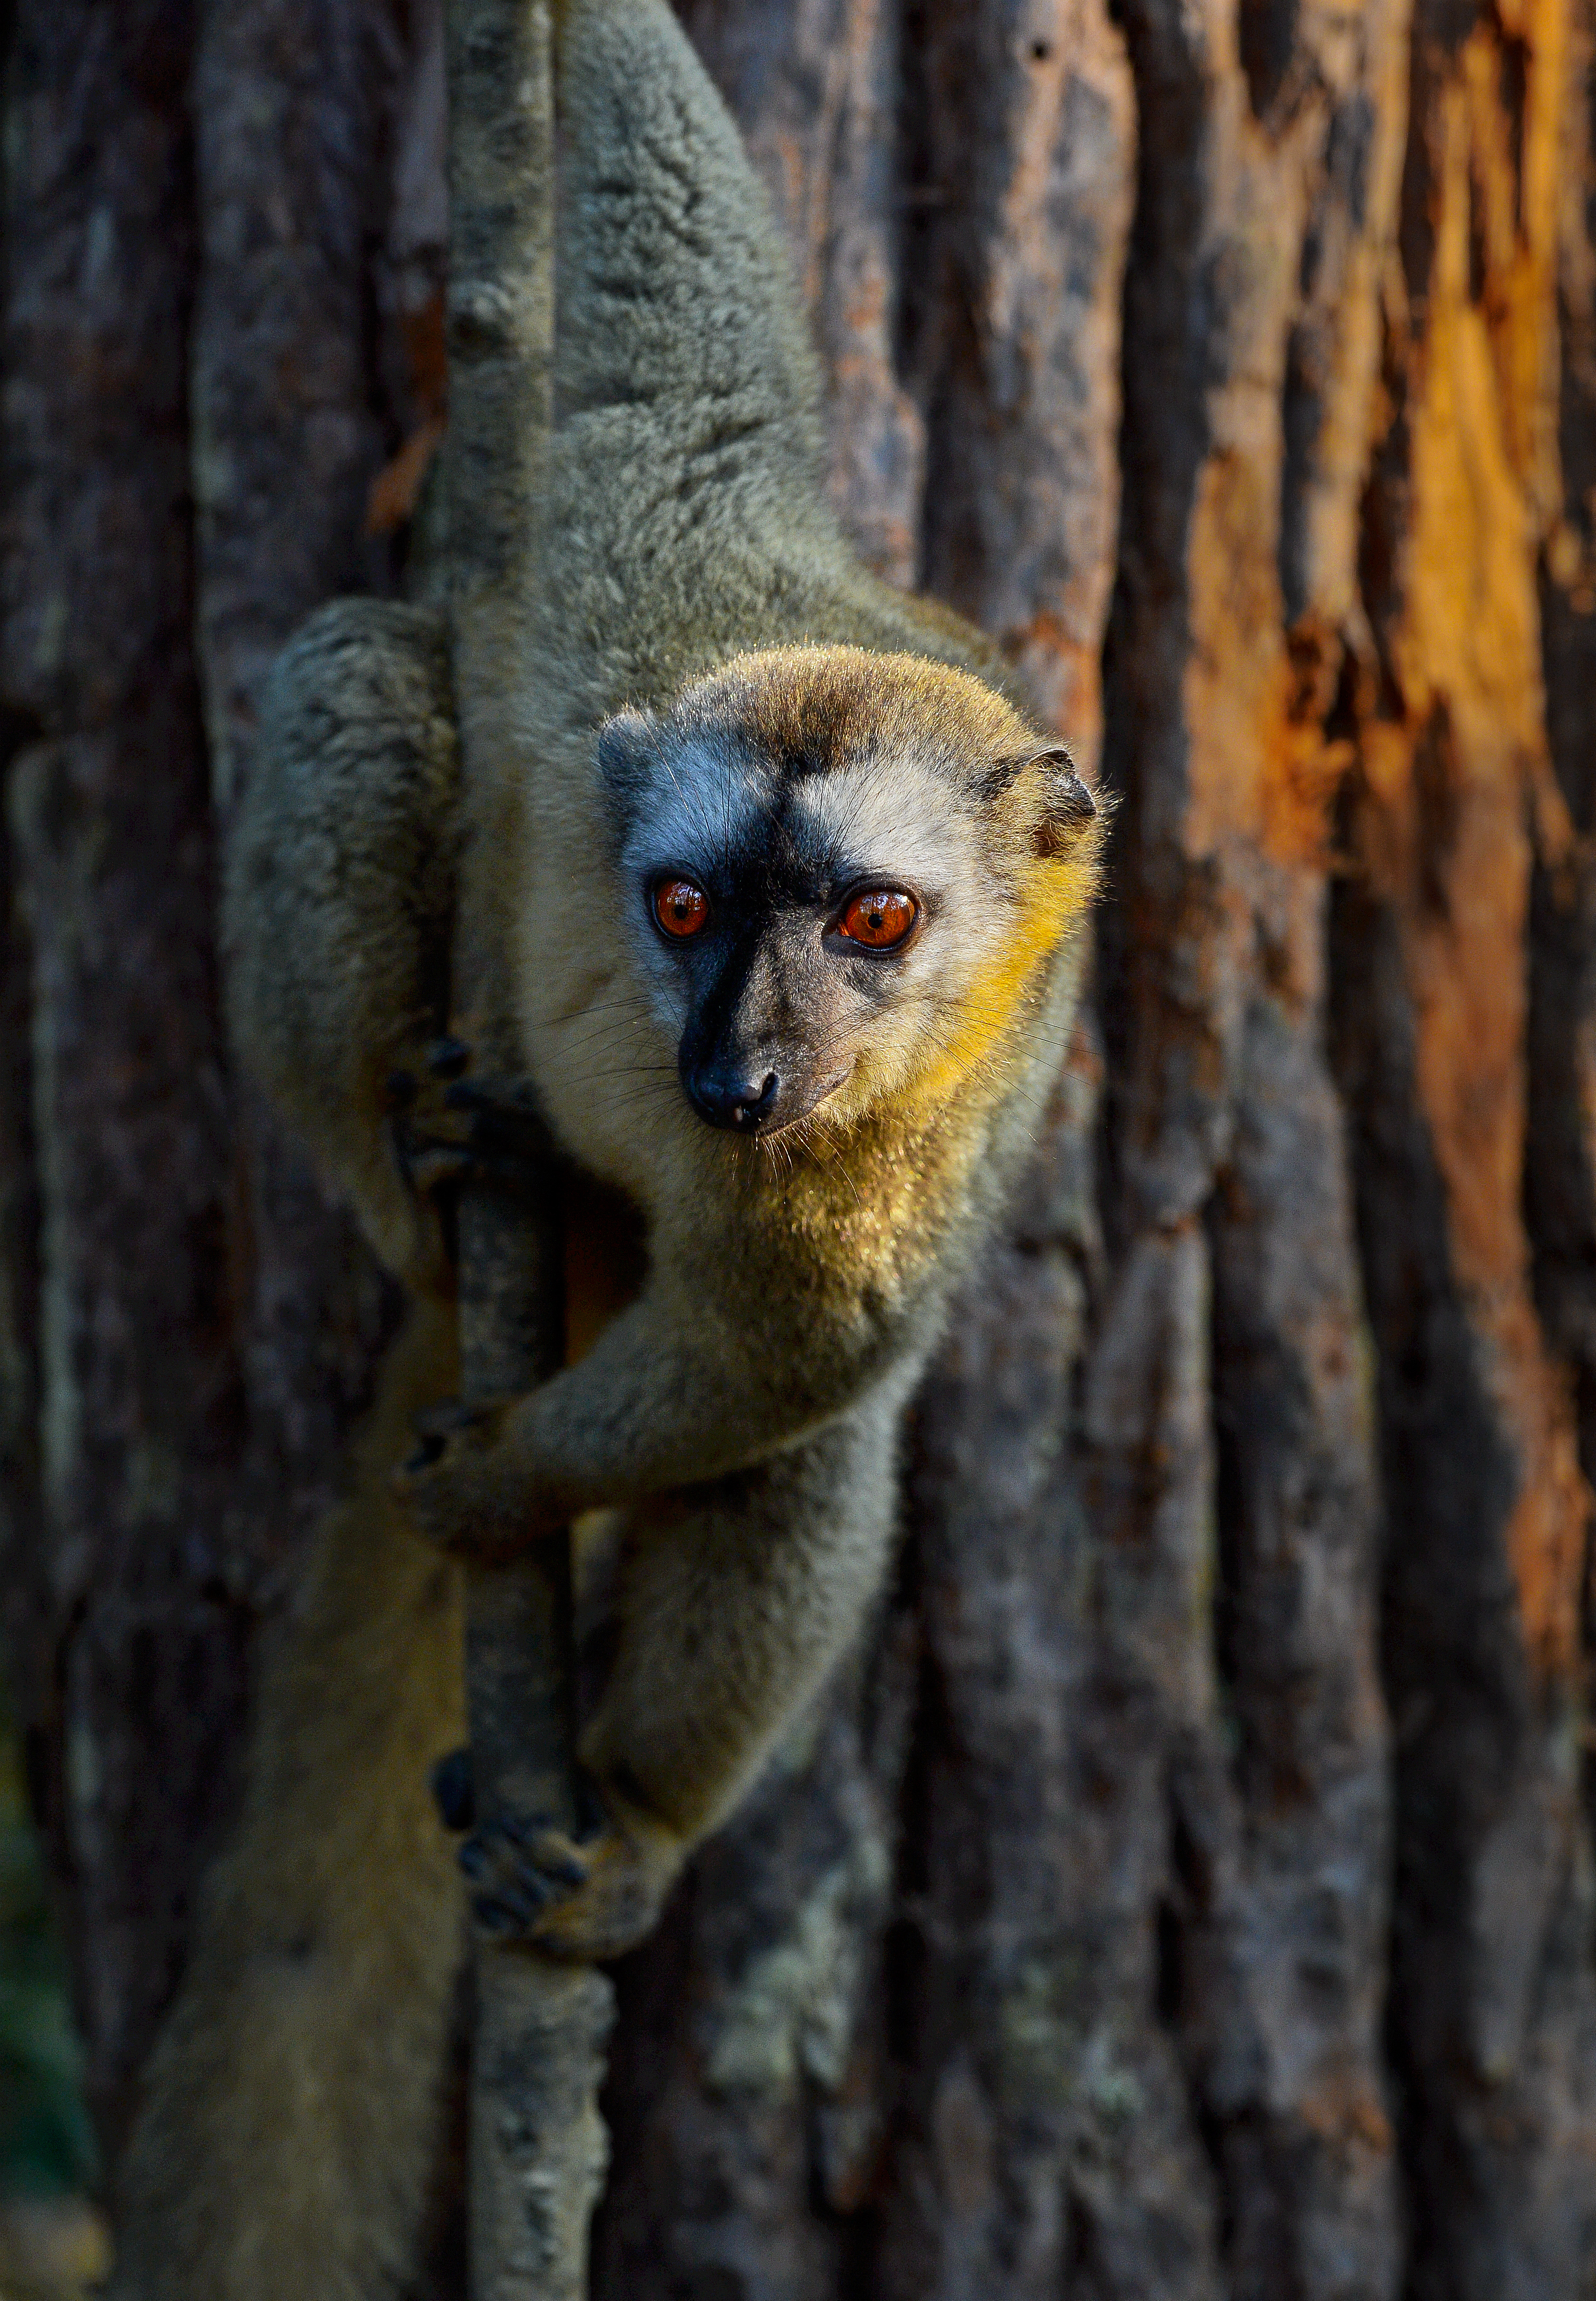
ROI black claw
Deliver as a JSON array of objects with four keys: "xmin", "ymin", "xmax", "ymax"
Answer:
[
  {"xmin": 427, "ymin": 1035, "xmax": 472, "ymax": 1079},
  {"xmin": 472, "ymin": 1895, "xmax": 521, "ymax": 1935},
  {"xmin": 384, "ymin": 1069, "xmax": 419, "ymax": 1112},
  {"xmin": 403, "ymin": 1433, "xmax": 446, "ymax": 1474},
  {"xmin": 459, "ymin": 1836, "xmax": 488, "ymax": 1881},
  {"xmin": 431, "ymin": 1746, "xmax": 475, "ymax": 1833}
]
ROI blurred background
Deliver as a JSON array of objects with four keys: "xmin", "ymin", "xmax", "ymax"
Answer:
[{"xmin": 0, "ymin": 1682, "xmax": 100, "ymax": 2298}]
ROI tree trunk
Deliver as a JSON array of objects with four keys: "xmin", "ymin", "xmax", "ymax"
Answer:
[{"xmin": 3, "ymin": 0, "xmax": 1595, "ymax": 2293}]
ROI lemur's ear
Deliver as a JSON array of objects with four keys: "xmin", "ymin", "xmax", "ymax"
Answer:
[
  {"xmin": 1027, "ymin": 744, "xmax": 1097, "ymax": 859},
  {"xmin": 979, "ymin": 742, "xmax": 1098, "ymax": 856},
  {"xmin": 595, "ymin": 707, "xmax": 658, "ymax": 828}
]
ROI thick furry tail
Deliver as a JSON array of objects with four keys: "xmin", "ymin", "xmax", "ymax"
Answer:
[
  {"xmin": 112, "ymin": 1300, "xmax": 468, "ymax": 2301},
  {"xmin": 553, "ymin": 0, "xmax": 824, "ymax": 462}
]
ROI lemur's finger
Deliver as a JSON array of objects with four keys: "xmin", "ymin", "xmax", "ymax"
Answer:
[
  {"xmin": 458, "ymin": 1813, "xmax": 592, "ymax": 1940},
  {"xmin": 472, "ymin": 1896, "xmax": 533, "ymax": 1935},
  {"xmin": 522, "ymin": 1828, "xmax": 590, "ymax": 1891}
]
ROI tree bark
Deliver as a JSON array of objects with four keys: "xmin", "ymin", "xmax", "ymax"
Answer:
[
  {"xmin": 4, "ymin": 0, "xmax": 1596, "ymax": 2295},
  {"xmin": 1, "ymin": 0, "xmax": 249, "ymax": 2158}
]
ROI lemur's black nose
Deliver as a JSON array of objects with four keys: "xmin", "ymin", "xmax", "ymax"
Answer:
[{"xmin": 687, "ymin": 1067, "xmax": 781, "ymax": 1131}]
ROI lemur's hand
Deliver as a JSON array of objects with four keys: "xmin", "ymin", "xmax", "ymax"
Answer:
[
  {"xmin": 390, "ymin": 1047, "xmax": 566, "ymax": 1553},
  {"xmin": 385, "ymin": 1038, "xmax": 556, "ymax": 1213},
  {"xmin": 396, "ymin": 1396, "xmax": 566, "ymax": 1555}
]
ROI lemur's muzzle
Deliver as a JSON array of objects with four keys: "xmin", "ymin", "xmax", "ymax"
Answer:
[{"xmin": 686, "ymin": 1063, "xmax": 781, "ymax": 1131}]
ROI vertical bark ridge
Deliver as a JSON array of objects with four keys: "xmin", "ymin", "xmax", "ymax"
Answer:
[
  {"xmin": 1197, "ymin": 986, "xmax": 1393, "ymax": 2300},
  {"xmin": 873, "ymin": 5, "xmax": 1160, "ymax": 2294},
  {"xmin": 190, "ymin": 0, "xmax": 412, "ymax": 1620},
  {"xmin": 900, "ymin": 0, "xmax": 1134, "ymax": 757},
  {"xmin": 1097, "ymin": 0, "xmax": 1407, "ymax": 2280},
  {"xmin": 1333, "ymin": 0, "xmax": 1596, "ymax": 2276},
  {"xmin": 885, "ymin": 1052, "xmax": 1237, "ymax": 2301},
  {"xmin": 593, "ymin": 1639, "xmax": 913, "ymax": 2301},
  {"xmin": 1528, "ymin": 0, "xmax": 1596, "ymax": 1483},
  {"xmin": 0, "ymin": 0, "xmax": 252, "ymax": 2149}
]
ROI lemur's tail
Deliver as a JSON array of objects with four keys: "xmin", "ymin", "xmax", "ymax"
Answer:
[
  {"xmin": 551, "ymin": 0, "xmax": 824, "ymax": 446},
  {"xmin": 111, "ymin": 1302, "xmax": 468, "ymax": 2301}
]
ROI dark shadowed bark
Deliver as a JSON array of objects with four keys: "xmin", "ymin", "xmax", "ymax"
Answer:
[
  {"xmin": 188, "ymin": 0, "xmax": 411, "ymax": 1598},
  {"xmin": 4, "ymin": 0, "xmax": 1596, "ymax": 2293},
  {"xmin": 1, "ymin": 0, "xmax": 249, "ymax": 2155}
]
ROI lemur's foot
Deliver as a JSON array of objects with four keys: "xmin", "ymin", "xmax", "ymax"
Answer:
[
  {"xmin": 385, "ymin": 1040, "xmax": 556, "ymax": 1204},
  {"xmin": 396, "ymin": 1396, "xmax": 564, "ymax": 1554},
  {"xmin": 457, "ymin": 1796, "xmax": 677, "ymax": 1962}
]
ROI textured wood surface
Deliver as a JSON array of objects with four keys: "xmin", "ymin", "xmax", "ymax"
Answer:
[{"xmin": 4, "ymin": 0, "xmax": 1596, "ymax": 2291}]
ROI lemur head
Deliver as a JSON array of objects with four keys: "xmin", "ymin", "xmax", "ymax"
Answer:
[{"xmin": 597, "ymin": 646, "xmax": 1103, "ymax": 1139}]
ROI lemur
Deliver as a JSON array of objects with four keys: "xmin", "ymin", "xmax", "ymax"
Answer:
[{"xmin": 111, "ymin": 2, "xmax": 1104, "ymax": 2294}]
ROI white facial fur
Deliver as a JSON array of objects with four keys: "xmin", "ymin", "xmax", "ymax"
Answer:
[{"xmin": 613, "ymin": 729, "xmax": 1030, "ymax": 1116}]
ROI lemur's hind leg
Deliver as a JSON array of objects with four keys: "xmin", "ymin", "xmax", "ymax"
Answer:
[{"xmin": 448, "ymin": 1391, "xmax": 907, "ymax": 1962}]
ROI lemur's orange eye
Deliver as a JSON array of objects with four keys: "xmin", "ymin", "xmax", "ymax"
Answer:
[
  {"xmin": 653, "ymin": 877, "xmax": 709, "ymax": 938},
  {"xmin": 838, "ymin": 888, "xmax": 917, "ymax": 950}
]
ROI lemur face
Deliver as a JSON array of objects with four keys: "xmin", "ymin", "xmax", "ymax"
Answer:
[{"xmin": 597, "ymin": 649, "xmax": 1098, "ymax": 1140}]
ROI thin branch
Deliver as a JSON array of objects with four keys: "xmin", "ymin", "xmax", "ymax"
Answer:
[{"xmin": 442, "ymin": 4, "xmax": 613, "ymax": 2295}]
